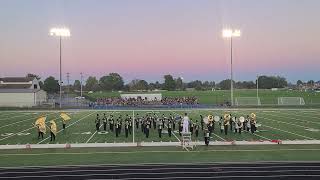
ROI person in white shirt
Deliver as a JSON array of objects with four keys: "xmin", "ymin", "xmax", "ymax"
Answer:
[{"xmin": 182, "ymin": 113, "xmax": 190, "ymax": 133}]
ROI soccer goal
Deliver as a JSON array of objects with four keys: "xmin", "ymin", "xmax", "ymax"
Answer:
[
  {"xmin": 235, "ymin": 97, "xmax": 261, "ymax": 106},
  {"xmin": 278, "ymin": 97, "xmax": 305, "ymax": 105}
]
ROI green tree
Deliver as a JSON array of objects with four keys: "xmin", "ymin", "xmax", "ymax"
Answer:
[
  {"xmin": 129, "ymin": 79, "xmax": 148, "ymax": 91},
  {"xmin": 74, "ymin": 80, "xmax": 81, "ymax": 91},
  {"xmin": 217, "ymin": 79, "xmax": 236, "ymax": 90},
  {"xmin": 99, "ymin": 73, "xmax": 124, "ymax": 91},
  {"xmin": 258, "ymin": 76, "xmax": 288, "ymax": 89},
  {"xmin": 307, "ymin": 80, "xmax": 315, "ymax": 86},
  {"xmin": 175, "ymin": 77, "xmax": 184, "ymax": 90},
  {"xmin": 163, "ymin": 74, "xmax": 176, "ymax": 91},
  {"xmin": 85, "ymin": 76, "xmax": 99, "ymax": 91},
  {"xmin": 43, "ymin": 76, "xmax": 59, "ymax": 93},
  {"xmin": 296, "ymin": 80, "xmax": 303, "ymax": 86}
]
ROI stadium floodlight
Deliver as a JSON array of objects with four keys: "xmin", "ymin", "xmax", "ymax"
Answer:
[
  {"xmin": 222, "ymin": 28, "xmax": 241, "ymax": 106},
  {"xmin": 49, "ymin": 27, "xmax": 71, "ymax": 109}
]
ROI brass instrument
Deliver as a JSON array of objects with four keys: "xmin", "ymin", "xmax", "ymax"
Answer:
[{"xmin": 223, "ymin": 113, "xmax": 231, "ymax": 126}]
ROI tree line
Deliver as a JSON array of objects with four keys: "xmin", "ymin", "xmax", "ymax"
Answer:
[{"xmin": 30, "ymin": 73, "xmax": 303, "ymax": 94}]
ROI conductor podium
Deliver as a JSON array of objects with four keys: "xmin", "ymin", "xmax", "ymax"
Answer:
[{"xmin": 181, "ymin": 132, "xmax": 194, "ymax": 150}]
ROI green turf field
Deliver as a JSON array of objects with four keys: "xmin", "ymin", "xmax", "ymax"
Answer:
[
  {"xmin": 86, "ymin": 89, "xmax": 320, "ymax": 105},
  {"xmin": 1, "ymin": 145, "xmax": 320, "ymax": 167},
  {"xmin": 1, "ymin": 109, "xmax": 320, "ymax": 167},
  {"xmin": 1, "ymin": 109, "xmax": 320, "ymax": 145}
]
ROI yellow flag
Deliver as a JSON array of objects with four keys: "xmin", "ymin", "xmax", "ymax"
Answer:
[
  {"xmin": 50, "ymin": 120, "xmax": 57, "ymax": 135},
  {"xmin": 60, "ymin": 113, "xmax": 71, "ymax": 121},
  {"xmin": 35, "ymin": 116, "xmax": 46, "ymax": 134}
]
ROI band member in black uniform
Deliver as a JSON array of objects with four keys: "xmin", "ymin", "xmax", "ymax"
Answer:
[
  {"xmin": 162, "ymin": 115, "xmax": 165, "ymax": 127},
  {"xmin": 141, "ymin": 116, "xmax": 145, "ymax": 133},
  {"xmin": 119, "ymin": 116, "xmax": 123, "ymax": 134},
  {"xmin": 152, "ymin": 116, "xmax": 156, "ymax": 130},
  {"xmin": 195, "ymin": 121, "xmax": 199, "ymax": 137},
  {"xmin": 95, "ymin": 114, "xmax": 100, "ymax": 131},
  {"xmin": 125, "ymin": 120, "xmax": 129, "ymax": 138},
  {"xmin": 204, "ymin": 129, "xmax": 210, "ymax": 146},
  {"xmin": 135, "ymin": 114, "xmax": 139, "ymax": 129},
  {"xmin": 250, "ymin": 119, "xmax": 256, "ymax": 134},
  {"xmin": 102, "ymin": 113, "xmax": 107, "ymax": 131},
  {"xmin": 158, "ymin": 121, "xmax": 162, "ymax": 138},
  {"xmin": 178, "ymin": 120, "xmax": 183, "ymax": 136},
  {"xmin": 219, "ymin": 117, "xmax": 224, "ymax": 134},
  {"xmin": 109, "ymin": 115, "xmax": 114, "ymax": 132},
  {"xmin": 169, "ymin": 114, "xmax": 175, "ymax": 130},
  {"xmin": 200, "ymin": 115, "xmax": 204, "ymax": 130},
  {"xmin": 128, "ymin": 116, "xmax": 132, "ymax": 134},
  {"xmin": 115, "ymin": 119, "xmax": 120, "ymax": 137},
  {"xmin": 246, "ymin": 115, "xmax": 251, "ymax": 132},
  {"xmin": 190, "ymin": 119, "xmax": 194, "ymax": 135},
  {"xmin": 168, "ymin": 119, "xmax": 172, "ymax": 137},
  {"xmin": 145, "ymin": 119, "xmax": 150, "ymax": 138},
  {"xmin": 230, "ymin": 114, "xmax": 233, "ymax": 131},
  {"xmin": 208, "ymin": 121, "xmax": 213, "ymax": 137}
]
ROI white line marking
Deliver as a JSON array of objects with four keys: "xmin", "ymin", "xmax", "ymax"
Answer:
[
  {"xmin": 0, "ymin": 115, "xmax": 41, "ymax": 129},
  {"xmin": 260, "ymin": 112, "xmax": 315, "ymax": 129},
  {"xmin": 37, "ymin": 111, "xmax": 96, "ymax": 144},
  {"xmin": 0, "ymin": 113, "xmax": 36, "ymax": 121},
  {"xmin": 261, "ymin": 123, "xmax": 314, "ymax": 140},
  {"xmin": 271, "ymin": 111, "xmax": 320, "ymax": 125},
  {"xmin": 192, "ymin": 110, "xmax": 226, "ymax": 141},
  {"xmin": 86, "ymin": 111, "xmax": 114, "ymax": 143}
]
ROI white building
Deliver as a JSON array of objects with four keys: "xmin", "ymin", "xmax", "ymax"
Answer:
[{"xmin": 0, "ymin": 77, "xmax": 47, "ymax": 107}]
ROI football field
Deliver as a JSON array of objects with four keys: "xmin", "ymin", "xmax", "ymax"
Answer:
[
  {"xmin": 0, "ymin": 108, "xmax": 320, "ymax": 167},
  {"xmin": 0, "ymin": 109, "xmax": 320, "ymax": 145}
]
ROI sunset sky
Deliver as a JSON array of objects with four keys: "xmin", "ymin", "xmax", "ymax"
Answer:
[{"xmin": 0, "ymin": 0, "xmax": 319, "ymax": 83}]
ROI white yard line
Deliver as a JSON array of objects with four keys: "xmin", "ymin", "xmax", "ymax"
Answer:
[
  {"xmin": 0, "ymin": 113, "xmax": 37, "ymax": 122},
  {"xmin": 0, "ymin": 112, "xmax": 57, "ymax": 142},
  {"xmin": 256, "ymin": 114, "xmax": 313, "ymax": 129},
  {"xmin": 231, "ymin": 112, "xmax": 272, "ymax": 141},
  {"xmin": 37, "ymin": 111, "xmax": 96, "ymax": 144},
  {"xmin": 192, "ymin": 110, "xmax": 226, "ymax": 141},
  {"xmin": 0, "ymin": 114, "xmax": 42, "ymax": 129},
  {"xmin": 274, "ymin": 111, "xmax": 320, "ymax": 124},
  {"xmin": 151, "ymin": 110, "xmax": 181, "ymax": 143},
  {"xmin": 85, "ymin": 111, "xmax": 115, "ymax": 143},
  {"xmin": 259, "ymin": 112, "xmax": 319, "ymax": 128},
  {"xmin": 0, "ymin": 127, "xmax": 35, "ymax": 141},
  {"xmin": 252, "ymin": 133, "xmax": 272, "ymax": 141},
  {"xmin": 261, "ymin": 123, "xmax": 314, "ymax": 140}
]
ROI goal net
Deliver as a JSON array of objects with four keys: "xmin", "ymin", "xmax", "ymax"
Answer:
[
  {"xmin": 235, "ymin": 97, "xmax": 261, "ymax": 106},
  {"xmin": 278, "ymin": 97, "xmax": 305, "ymax": 105}
]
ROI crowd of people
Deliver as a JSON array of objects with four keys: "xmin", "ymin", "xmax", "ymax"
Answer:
[{"xmin": 95, "ymin": 96, "xmax": 198, "ymax": 106}]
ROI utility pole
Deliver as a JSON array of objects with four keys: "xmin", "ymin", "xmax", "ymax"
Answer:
[
  {"xmin": 80, "ymin": 72, "xmax": 83, "ymax": 97},
  {"xmin": 66, "ymin": 72, "xmax": 70, "ymax": 104}
]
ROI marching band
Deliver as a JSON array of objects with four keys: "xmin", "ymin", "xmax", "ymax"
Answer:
[
  {"xmin": 88, "ymin": 112, "xmax": 258, "ymax": 141},
  {"xmin": 34, "ymin": 112, "xmax": 258, "ymax": 144}
]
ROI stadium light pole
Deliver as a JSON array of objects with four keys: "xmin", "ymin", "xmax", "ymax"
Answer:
[
  {"xmin": 222, "ymin": 29, "xmax": 241, "ymax": 106},
  {"xmin": 256, "ymin": 75, "xmax": 259, "ymax": 99},
  {"xmin": 50, "ymin": 27, "xmax": 71, "ymax": 109}
]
